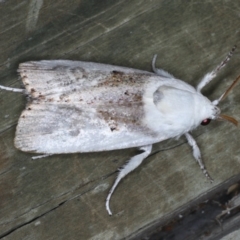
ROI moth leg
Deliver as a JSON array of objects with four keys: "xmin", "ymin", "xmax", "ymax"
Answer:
[
  {"xmin": 185, "ymin": 133, "xmax": 213, "ymax": 182},
  {"xmin": 152, "ymin": 54, "xmax": 174, "ymax": 78},
  {"xmin": 197, "ymin": 46, "xmax": 236, "ymax": 92},
  {"xmin": 0, "ymin": 85, "xmax": 25, "ymax": 93},
  {"xmin": 106, "ymin": 145, "xmax": 152, "ymax": 215},
  {"xmin": 32, "ymin": 154, "xmax": 52, "ymax": 160}
]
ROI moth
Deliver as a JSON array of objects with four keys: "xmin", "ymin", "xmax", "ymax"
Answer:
[{"xmin": 0, "ymin": 47, "xmax": 239, "ymax": 215}]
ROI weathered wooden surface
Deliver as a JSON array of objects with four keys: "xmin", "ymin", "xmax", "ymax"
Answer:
[
  {"xmin": 0, "ymin": 1, "xmax": 240, "ymax": 239},
  {"xmin": 130, "ymin": 176, "xmax": 240, "ymax": 240}
]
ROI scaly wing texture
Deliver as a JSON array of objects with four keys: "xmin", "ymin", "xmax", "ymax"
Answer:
[{"xmin": 15, "ymin": 60, "xmax": 168, "ymax": 154}]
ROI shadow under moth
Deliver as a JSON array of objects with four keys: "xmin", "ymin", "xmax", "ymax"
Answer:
[{"xmin": 0, "ymin": 47, "xmax": 239, "ymax": 215}]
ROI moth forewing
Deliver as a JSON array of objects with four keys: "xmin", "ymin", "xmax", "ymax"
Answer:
[{"xmin": 14, "ymin": 61, "xmax": 184, "ymax": 154}]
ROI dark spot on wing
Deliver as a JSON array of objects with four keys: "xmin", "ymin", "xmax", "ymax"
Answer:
[
  {"xmin": 110, "ymin": 127, "xmax": 117, "ymax": 131},
  {"xmin": 69, "ymin": 129, "xmax": 80, "ymax": 136},
  {"xmin": 112, "ymin": 70, "xmax": 124, "ymax": 75}
]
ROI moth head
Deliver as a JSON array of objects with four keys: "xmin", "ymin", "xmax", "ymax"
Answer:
[{"xmin": 201, "ymin": 75, "xmax": 240, "ymax": 126}]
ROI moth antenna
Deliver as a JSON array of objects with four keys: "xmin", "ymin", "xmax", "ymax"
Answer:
[
  {"xmin": 213, "ymin": 75, "xmax": 240, "ymax": 105},
  {"xmin": 0, "ymin": 85, "xmax": 25, "ymax": 93},
  {"xmin": 197, "ymin": 46, "xmax": 236, "ymax": 92},
  {"xmin": 219, "ymin": 114, "xmax": 238, "ymax": 126}
]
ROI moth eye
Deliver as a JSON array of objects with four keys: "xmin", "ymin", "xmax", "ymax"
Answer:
[{"xmin": 201, "ymin": 118, "xmax": 211, "ymax": 126}]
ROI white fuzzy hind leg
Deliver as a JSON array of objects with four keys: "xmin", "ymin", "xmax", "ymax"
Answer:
[
  {"xmin": 185, "ymin": 133, "xmax": 213, "ymax": 182},
  {"xmin": 0, "ymin": 85, "xmax": 25, "ymax": 93},
  {"xmin": 106, "ymin": 145, "xmax": 152, "ymax": 215},
  {"xmin": 32, "ymin": 154, "xmax": 52, "ymax": 160}
]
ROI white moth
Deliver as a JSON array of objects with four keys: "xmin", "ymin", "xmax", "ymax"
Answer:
[{"xmin": 0, "ymin": 47, "xmax": 239, "ymax": 215}]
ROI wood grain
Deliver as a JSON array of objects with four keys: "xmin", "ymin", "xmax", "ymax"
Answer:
[{"xmin": 0, "ymin": 1, "xmax": 240, "ymax": 239}]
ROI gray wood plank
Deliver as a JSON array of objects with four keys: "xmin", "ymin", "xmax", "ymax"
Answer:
[{"xmin": 0, "ymin": 1, "xmax": 240, "ymax": 239}]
